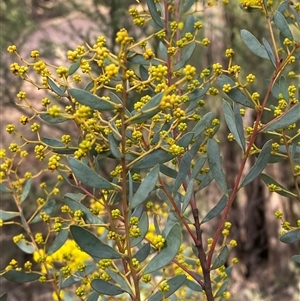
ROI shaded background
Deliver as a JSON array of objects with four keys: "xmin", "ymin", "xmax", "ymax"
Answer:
[{"xmin": 0, "ymin": 0, "xmax": 299, "ymax": 300}]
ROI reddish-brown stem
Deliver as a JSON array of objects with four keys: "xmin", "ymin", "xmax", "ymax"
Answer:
[{"xmin": 206, "ymin": 65, "xmax": 282, "ymax": 268}]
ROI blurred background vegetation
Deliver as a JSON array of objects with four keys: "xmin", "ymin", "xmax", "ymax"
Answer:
[{"xmin": 0, "ymin": 1, "xmax": 299, "ymax": 300}]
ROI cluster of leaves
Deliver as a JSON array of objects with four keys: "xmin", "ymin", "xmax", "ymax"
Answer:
[{"xmin": 0, "ymin": 1, "xmax": 300, "ymax": 301}]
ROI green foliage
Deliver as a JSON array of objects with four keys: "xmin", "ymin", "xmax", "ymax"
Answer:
[{"xmin": 1, "ymin": 1, "xmax": 300, "ymax": 301}]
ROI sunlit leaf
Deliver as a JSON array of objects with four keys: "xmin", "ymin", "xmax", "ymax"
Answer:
[
  {"xmin": 68, "ymin": 157, "xmax": 115, "ymax": 190},
  {"xmin": 70, "ymin": 225, "xmax": 121, "ymax": 259},
  {"xmin": 240, "ymin": 29, "xmax": 269, "ymax": 60},
  {"xmin": 16, "ymin": 240, "xmax": 35, "ymax": 254},
  {"xmin": 240, "ymin": 140, "xmax": 272, "ymax": 188},
  {"xmin": 211, "ymin": 246, "xmax": 229, "ymax": 270},
  {"xmin": 201, "ymin": 193, "xmax": 228, "ymax": 224},
  {"xmin": 207, "ymin": 139, "xmax": 228, "ymax": 195},
  {"xmin": 279, "ymin": 229, "xmax": 300, "ymax": 244},
  {"xmin": 143, "ymin": 223, "xmax": 181, "ymax": 274},
  {"xmin": 130, "ymin": 165, "xmax": 159, "ymax": 208},
  {"xmin": 3, "ymin": 270, "xmax": 40, "ymax": 283},
  {"xmin": 91, "ymin": 279, "xmax": 125, "ymax": 295},
  {"xmin": 69, "ymin": 88, "xmax": 116, "ymax": 111},
  {"xmin": 274, "ymin": 10, "xmax": 293, "ymax": 40},
  {"xmin": 148, "ymin": 275, "xmax": 187, "ymax": 301}
]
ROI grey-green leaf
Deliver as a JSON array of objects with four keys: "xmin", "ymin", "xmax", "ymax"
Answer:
[
  {"xmin": 240, "ymin": 29, "xmax": 269, "ymax": 60},
  {"xmin": 130, "ymin": 165, "xmax": 159, "ymax": 208},
  {"xmin": 279, "ymin": 75, "xmax": 289, "ymax": 101},
  {"xmin": 132, "ymin": 149, "xmax": 174, "ymax": 169},
  {"xmin": 0, "ymin": 210, "xmax": 19, "ymax": 221},
  {"xmin": 68, "ymin": 157, "xmax": 115, "ymax": 190},
  {"xmin": 47, "ymin": 77, "xmax": 66, "ymax": 97},
  {"xmin": 69, "ymin": 88, "xmax": 116, "ymax": 111},
  {"xmin": 68, "ymin": 59, "xmax": 81, "ymax": 76},
  {"xmin": 218, "ymin": 75, "xmax": 255, "ymax": 108},
  {"xmin": 91, "ymin": 279, "xmax": 125, "ymax": 295},
  {"xmin": 240, "ymin": 140, "xmax": 272, "ymax": 188},
  {"xmin": 279, "ymin": 229, "xmax": 300, "ymax": 244},
  {"xmin": 260, "ymin": 173, "xmax": 296, "ymax": 198},
  {"xmin": 262, "ymin": 38, "xmax": 276, "ymax": 67},
  {"xmin": 146, "ymin": 0, "xmax": 164, "ymax": 28},
  {"xmin": 211, "ymin": 246, "xmax": 229, "ymax": 270},
  {"xmin": 192, "ymin": 112, "xmax": 213, "ymax": 137},
  {"xmin": 143, "ymin": 223, "xmax": 181, "ymax": 274},
  {"xmin": 70, "ymin": 225, "xmax": 121, "ymax": 259},
  {"xmin": 106, "ymin": 270, "xmax": 133, "ymax": 294},
  {"xmin": 130, "ymin": 93, "xmax": 163, "ymax": 124},
  {"xmin": 223, "ymin": 100, "xmax": 245, "ymax": 151},
  {"xmin": 0, "ymin": 184, "xmax": 11, "ymax": 193},
  {"xmin": 134, "ymin": 243, "xmax": 151, "ymax": 263},
  {"xmin": 3, "ymin": 270, "xmax": 40, "ymax": 283},
  {"xmin": 207, "ymin": 139, "xmax": 228, "ymax": 195},
  {"xmin": 173, "ymin": 43, "xmax": 196, "ymax": 71},
  {"xmin": 148, "ymin": 275, "xmax": 187, "ymax": 301},
  {"xmin": 182, "ymin": 179, "xmax": 194, "ymax": 213},
  {"xmin": 40, "ymin": 113, "xmax": 69, "ymax": 124},
  {"xmin": 274, "ymin": 10, "xmax": 293, "ymax": 40},
  {"xmin": 47, "ymin": 227, "xmax": 69, "ymax": 255},
  {"xmin": 20, "ymin": 179, "xmax": 32, "ymax": 203},
  {"xmin": 130, "ymin": 212, "xmax": 149, "ymax": 246},
  {"xmin": 291, "ymin": 255, "xmax": 300, "ymax": 263},
  {"xmin": 201, "ymin": 193, "xmax": 228, "ymax": 224},
  {"xmin": 108, "ymin": 134, "xmax": 121, "ymax": 159},
  {"xmin": 263, "ymin": 103, "xmax": 300, "ymax": 131},
  {"xmin": 64, "ymin": 193, "xmax": 103, "ymax": 224},
  {"xmin": 30, "ymin": 199, "xmax": 56, "ymax": 224},
  {"xmin": 16, "ymin": 240, "xmax": 35, "ymax": 254}
]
